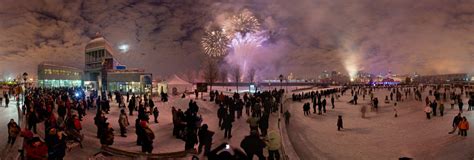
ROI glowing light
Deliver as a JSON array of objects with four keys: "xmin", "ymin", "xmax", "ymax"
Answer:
[
  {"xmin": 119, "ymin": 44, "xmax": 129, "ymax": 53},
  {"xmin": 201, "ymin": 29, "xmax": 229, "ymax": 57},
  {"xmin": 223, "ymin": 9, "xmax": 260, "ymax": 37}
]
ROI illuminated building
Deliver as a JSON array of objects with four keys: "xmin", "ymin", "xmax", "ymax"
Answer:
[
  {"xmin": 37, "ymin": 62, "xmax": 83, "ymax": 88},
  {"xmin": 84, "ymin": 33, "xmax": 152, "ymax": 94}
]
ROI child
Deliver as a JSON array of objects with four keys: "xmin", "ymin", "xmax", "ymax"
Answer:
[
  {"xmin": 424, "ymin": 106, "xmax": 432, "ymax": 119},
  {"xmin": 337, "ymin": 115, "xmax": 343, "ymax": 131}
]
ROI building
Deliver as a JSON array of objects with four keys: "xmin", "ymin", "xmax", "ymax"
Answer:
[
  {"xmin": 413, "ymin": 73, "xmax": 471, "ymax": 84},
  {"xmin": 37, "ymin": 62, "xmax": 83, "ymax": 88},
  {"xmin": 83, "ymin": 33, "xmax": 152, "ymax": 94}
]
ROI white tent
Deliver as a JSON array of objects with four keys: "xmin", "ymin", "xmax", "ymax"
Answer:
[{"xmin": 167, "ymin": 75, "xmax": 193, "ymax": 95}]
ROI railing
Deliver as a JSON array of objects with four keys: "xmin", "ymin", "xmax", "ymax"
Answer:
[
  {"xmin": 278, "ymin": 94, "xmax": 301, "ymax": 160},
  {"xmin": 100, "ymin": 146, "xmax": 188, "ymax": 159},
  {"xmin": 16, "ymin": 103, "xmax": 26, "ymax": 160}
]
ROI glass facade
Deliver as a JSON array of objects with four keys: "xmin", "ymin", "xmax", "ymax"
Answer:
[
  {"xmin": 108, "ymin": 82, "xmax": 150, "ymax": 93},
  {"xmin": 38, "ymin": 79, "xmax": 82, "ymax": 88}
]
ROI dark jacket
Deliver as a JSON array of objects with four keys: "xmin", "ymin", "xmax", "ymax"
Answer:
[{"xmin": 240, "ymin": 134, "xmax": 266, "ymax": 154}]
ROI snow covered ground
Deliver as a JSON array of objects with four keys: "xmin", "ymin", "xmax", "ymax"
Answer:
[
  {"xmin": 286, "ymin": 88, "xmax": 474, "ymax": 160},
  {"xmin": 65, "ymin": 89, "xmax": 284, "ymax": 159}
]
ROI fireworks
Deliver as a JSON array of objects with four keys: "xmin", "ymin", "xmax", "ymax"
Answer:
[
  {"xmin": 226, "ymin": 9, "xmax": 260, "ymax": 36},
  {"xmin": 201, "ymin": 29, "xmax": 230, "ymax": 57}
]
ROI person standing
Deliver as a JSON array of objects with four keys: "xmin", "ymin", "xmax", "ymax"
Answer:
[
  {"xmin": 100, "ymin": 123, "xmax": 114, "ymax": 146},
  {"xmin": 217, "ymin": 105, "xmax": 225, "ymax": 127},
  {"xmin": 7, "ymin": 119, "xmax": 20, "ymax": 146},
  {"xmin": 197, "ymin": 124, "xmax": 214, "ymax": 156},
  {"xmin": 331, "ymin": 96, "xmax": 335, "ymax": 109},
  {"xmin": 3, "ymin": 93, "xmax": 9, "ymax": 107},
  {"xmin": 141, "ymin": 121, "xmax": 155, "ymax": 153},
  {"xmin": 458, "ymin": 117, "xmax": 469, "ymax": 136},
  {"xmin": 449, "ymin": 113, "xmax": 462, "ymax": 134},
  {"xmin": 337, "ymin": 115, "xmax": 343, "ymax": 131},
  {"xmin": 322, "ymin": 99, "xmax": 327, "ymax": 113},
  {"xmin": 246, "ymin": 113, "xmax": 260, "ymax": 133},
  {"xmin": 222, "ymin": 113, "xmax": 233, "ymax": 139},
  {"xmin": 259, "ymin": 113, "xmax": 269, "ymax": 137},
  {"xmin": 118, "ymin": 109, "xmax": 130, "ymax": 137},
  {"xmin": 303, "ymin": 103, "xmax": 310, "ymax": 116},
  {"xmin": 458, "ymin": 99, "xmax": 464, "ymax": 113},
  {"xmin": 432, "ymin": 101, "xmax": 438, "ymax": 116},
  {"xmin": 424, "ymin": 106, "xmax": 432, "ymax": 119},
  {"xmin": 439, "ymin": 103, "xmax": 445, "ymax": 116},
  {"xmin": 240, "ymin": 131, "xmax": 266, "ymax": 160},
  {"xmin": 153, "ymin": 107, "xmax": 159, "ymax": 123},
  {"xmin": 266, "ymin": 131, "xmax": 281, "ymax": 160},
  {"xmin": 284, "ymin": 110, "xmax": 291, "ymax": 125}
]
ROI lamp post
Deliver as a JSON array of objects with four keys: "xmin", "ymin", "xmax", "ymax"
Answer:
[
  {"xmin": 279, "ymin": 74, "xmax": 283, "ymax": 113},
  {"xmin": 22, "ymin": 72, "xmax": 28, "ymax": 105}
]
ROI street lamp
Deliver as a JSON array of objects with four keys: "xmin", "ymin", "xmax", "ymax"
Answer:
[
  {"xmin": 22, "ymin": 72, "xmax": 28, "ymax": 105},
  {"xmin": 279, "ymin": 74, "xmax": 283, "ymax": 113}
]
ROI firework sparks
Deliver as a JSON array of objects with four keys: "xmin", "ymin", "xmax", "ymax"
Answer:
[
  {"xmin": 201, "ymin": 29, "xmax": 230, "ymax": 57},
  {"xmin": 223, "ymin": 9, "xmax": 260, "ymax": 37}
]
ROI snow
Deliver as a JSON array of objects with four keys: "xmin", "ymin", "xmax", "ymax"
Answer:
[{"xmin": 285, "ymin": 88, "xmax": 474, "ymax": 160}]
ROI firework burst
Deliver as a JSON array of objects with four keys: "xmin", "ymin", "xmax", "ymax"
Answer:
[
  {"xmin": 223, "ymin": 9, "xmax": 260, "ymax": 37},
  {"xmin": 201, "ymin": 29, "xmax": 230, "ymax": 57}
]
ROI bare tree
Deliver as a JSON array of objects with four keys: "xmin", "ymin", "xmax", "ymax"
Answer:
[
  {"xmin": 231, "ymin": 66, "xmax": 241, "ymax": 92},
  {"xmin": 247, "ymin": 68, "xmax": 256, "ymax": 83},
  {"xmin": 220, "ymin": 69, "xmax": 228, "ymax": 83},
  {"xmin": 202, "ymin": 59, "xmax": 219, "ymax": 91}
]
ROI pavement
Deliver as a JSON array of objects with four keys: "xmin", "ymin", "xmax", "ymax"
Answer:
[{"xmin": 286, "ymin": 88, "xmax": 474, "ymax": 160}]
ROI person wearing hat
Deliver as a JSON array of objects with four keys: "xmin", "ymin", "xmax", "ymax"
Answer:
[
  {"xmin": 141, "ymin": 121, "xmax": 155, "ymax": 153},
  {"xmin": 118, "ymin": 109, "xmax": 130, "ymax": 137},
  {"xmin": 100, "ymin": 123, "xmax": 114, "ymax": 146},
  {"xmin": 240, "ymin": 130, "xmax": 266, "ymax": 160},
  {"xmin": 266, "ymin": 131, "xmax": 281, "ymax": 160},
  {"xmin": 198, "ymin": 124, "xmax": 214, "ymax": 156},
  {"xmin": 7, "ymin": 119, "xmax": 20, "ymax": 146}
]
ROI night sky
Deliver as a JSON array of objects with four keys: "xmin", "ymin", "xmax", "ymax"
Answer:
[{"xmin": 0, "ymin": 0, "xmax": 473, "ymax": 80}]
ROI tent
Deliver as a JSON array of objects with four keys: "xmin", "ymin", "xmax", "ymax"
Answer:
[{"xmin": 167, "ymin": 75, "xmax": 193, "ymax": 95}]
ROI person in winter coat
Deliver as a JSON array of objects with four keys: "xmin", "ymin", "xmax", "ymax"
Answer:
[
  {"xmin": 94, "ymin": 112, "xmax": 107, "ymax": 138},
  {"xmin": 217, "ymin": 105, "xmax": 226, "ymax": 127},
  {"xmin": 449, "ymin": 113, "xmax": 462, "ymax": 134},
  {"xmin": 265, "ymin": 131, "xmax": 281, "ymax": 160},
  {"xmin": 27, "ymin": 111, "xmax": 38, "ymax": 134},
  {"xmin": 337, "ymin": 115, "xmax": 343, "ymax": 131},
  {"xmin": 331, "ymin": 96, "xmax": 335, "ymax": 109},
  {"xmin": 458, "ymin": 117, "xmax": 469, "ymax": 136},
  {"xmin": 424, "ymin": 106, "xmax": 432, "ymax": 119},
  {"xmin": 100, "ymin": 123, "xmax": 114, "ymax": 146},
  {"xmin": 25, "ymin": 137, "xmax": 48, "ymax": 160},
  {"xmin": 153, "ymin": 107, "xmax": 159, "ymax": 123},
  {"xmin": 303, "ymin": 103, "xmax": 310, "ymax": 116},
  {"xmin": 240, "ymin": 130, "xmax": 266, "ymax": 160},
  {"xmin": 246, "ymin": 113, "xmax": 260, "ymax": 133},
  {"xmin": 439, "ymin": 103, "xmax": 445, "ymax": 116},
  {"xmin": 45, "ymin": 128, "xmax": 67, "ymax": 160},
  {"xmin": 136, "ymin": 118, "xmax": 144, "ymax": 145},
  {"xmin": 141, "ymin": 121, "xmax": 155, "ymax": 153},
  {"xmin": 222, "ymin": 113, "xmax": 233, "ymax": 139},
  {"xmin": 185, "ymin": 128, "xmax": 198, "ymax": 152},
  {"xmin": 7, "ymin": 119, "xmax": 21, "ymax": 145},
  {"xmin": 198, "ymin": 124, "xmax": 214, "ymax": 156},
  {"xmin": 458, "ymin": 99, "xmax": 464, "ymax": 113},
  {"xmin": 284, "ymin": 110, "xmax": 291, "ymax": 125},
  {"xmin": 259, "ymin": 113, "xmax": 269, "ymax": 136},
  {"xmin": 119, "ymin": 109, "xmax": 130, "ymax": 137}
]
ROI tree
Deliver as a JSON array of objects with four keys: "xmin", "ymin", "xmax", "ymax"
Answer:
[
  {"xmin": 202, "ymin": 59, "xmax": 219, "ymax": 91},
  {"xmin": 247, "ymin": 68, "xmax": 256, "ymax": 83},
  {"xmin": 231, "ymin": 66, "xmax": 241, "ymax": 92},
  {"xmin": 220, "ymin": 69, "xmax": 228, "ymax": 83}
]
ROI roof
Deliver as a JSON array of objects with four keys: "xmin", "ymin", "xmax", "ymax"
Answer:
[{"xmin": 167, "ymin": 75, "xmax": 192, "ymax": 85}]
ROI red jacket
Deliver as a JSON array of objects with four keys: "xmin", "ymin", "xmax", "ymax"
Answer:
[{"xmin": 25, "ymin": 142, "xmax": 48, "ymax": 160}]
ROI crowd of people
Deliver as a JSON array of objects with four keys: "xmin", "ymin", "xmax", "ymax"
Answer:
[{"xmin": 2, "ymin": 83, "xmax": 472, "ymax": 159}]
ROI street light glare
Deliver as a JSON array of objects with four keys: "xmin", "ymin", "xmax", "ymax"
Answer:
[{"xmin": 119, "ymin": 44, "xmax": 129, "ymax": 53}]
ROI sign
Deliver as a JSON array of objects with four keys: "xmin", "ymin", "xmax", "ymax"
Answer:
[
  {"xmin": 196, "ymin": 83, "xmax": 208, "ymax": 92},
  {"xmin": 116, "ymin": 65, "xmax": 127, "ymax": 70}
]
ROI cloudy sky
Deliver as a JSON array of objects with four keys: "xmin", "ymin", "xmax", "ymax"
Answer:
[{"xmin": 0, "ymin": 0, "xmax": 473, "ymax": 80}]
